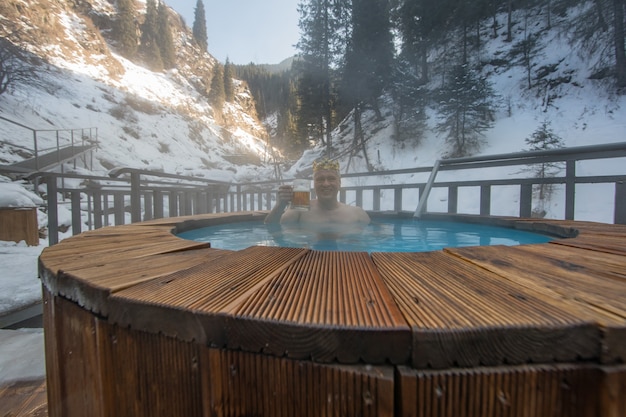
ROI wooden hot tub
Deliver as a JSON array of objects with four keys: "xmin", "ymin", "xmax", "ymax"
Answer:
[{"xmin": 39, "ymin": 212, "xmax": 626, "ymax": 417}]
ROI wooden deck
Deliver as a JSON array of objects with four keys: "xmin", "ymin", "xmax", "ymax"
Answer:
[
  {"xmin": 30, "ymin": 212, "xmax": 626, "ymax": 416},
  {"xmin": 0, "ymin": 379, "xmax": 47, "ymax": 416}
]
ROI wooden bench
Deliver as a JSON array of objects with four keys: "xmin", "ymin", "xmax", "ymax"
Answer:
[{"xmin": 37, "ymin": 212, "xmax": 626, "ymax": 417}]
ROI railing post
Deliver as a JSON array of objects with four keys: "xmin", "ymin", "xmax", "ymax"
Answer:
[
  {"xmin": 394, "ymin": 187, "xmax": 402, "ymax": 212},
  {"xmin": 184, "ymin": 192, "xmax": 193, "ymax": 215},
  {"xmin": 114, "ymin": 193, "xmax": 125, "ymax": 225},
  {"xmin": 179, "ymin": 192, "xmax": 187, "ymax": 215},
  {"xmin": 520, "ymin": 184, "xmax": 533, "ymax": 218},
  {"xmin": 448, "ymin": 186, "xmax": 458, "ymax": 214},
  {"xmin": 237, "ymin": 185, "xmax": 243, "ymax": 211},
  {"xmin": 196, "ymin": 191, "xmax": 207, "ymax": 214},
  {"xmin": 242, "ymin": 191, "xmax": 249, "ymax": 211},
  {"xmin": 169, "ymin": 191, "xmax": 179, "ymax": 217},
  {"xmin": 86, "ymin": 194, "xmax": 92, "ymax": 231},
  {"xmin": 93, "ymin": 190, "xmax": 103, "ymax": 229},
  {"xmin": 130, "ymin": 172, "xmax": 141, "ymax": 223},
  {"xmin": 153, "ymin": 190, "xmax": 164, "ymax": 218},
  {"xmin": 265, "ymin": 190, "xmax": 272, "ymax": 211},
  {"xmin": 356, "ymin": 189, "xmax": 363, "ymax": 209},
  {"xmin": 71, "ymin": 190, "xmax": 82, "ymax": 235},
  {"xmin": 565, "ymin": 160, "xmax": 576, "ymax": 220},
  {"xmin": 480, "ymin": 185, "xmax": 491, "ymax": 216},
  {"xmin": 47, "ymin": 176, "xmax": 58, "ymax": 246},
  {"xmin": 615, "ymin": 180, "xmax": 626, "ymax": 225},
  {"xmin": 373, "ymin": 188, "xmax": 381, "ymax": 211},
  {"xmin": 144, "ymin": 192, "xmax": 153, "ymax": 220}
]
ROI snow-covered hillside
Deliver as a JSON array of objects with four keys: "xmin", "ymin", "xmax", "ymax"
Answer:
[
  {"xmin": 291, "ymin": 3, "xmax": 625, "ymax": 176},
  {"xmin": 0, "ymin": 0, "xmax": 624, "ymax": 211},
  {"xmin": 0, "ymin": 0, "xmax": 275, "ymax": 184}
]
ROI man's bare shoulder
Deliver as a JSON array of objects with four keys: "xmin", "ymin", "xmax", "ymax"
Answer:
[{"xmin": 338, "ymin": 203, "xmax": 370, "ymax": 223}]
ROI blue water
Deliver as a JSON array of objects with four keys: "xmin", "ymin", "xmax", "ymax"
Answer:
[{"xmin": 177, "ymin": 218, "xmax": 553, "ymax": 252}]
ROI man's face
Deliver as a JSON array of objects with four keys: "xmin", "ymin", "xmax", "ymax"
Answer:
[{"xmin": 313, "ymin": 169, "xmax": 340, "ymax": 200}]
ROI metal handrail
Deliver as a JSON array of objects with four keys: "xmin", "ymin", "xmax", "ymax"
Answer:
[
  {"xmin": 0, "ymin": 115, "xmax": 98, "ymax": 171},
  {"xmin": 26, "ymin": 141, "xmax": 626, "ymax": 246}
]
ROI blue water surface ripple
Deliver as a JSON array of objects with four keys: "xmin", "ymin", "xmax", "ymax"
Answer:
[{"xmin": 178, "ymin": 219, "xmax": 553, "ymax": 252}]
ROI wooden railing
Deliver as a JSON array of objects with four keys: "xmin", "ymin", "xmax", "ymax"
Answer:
[{"xmin": 28, "ymin": 142, "xmax": 626, "ymax": 246}]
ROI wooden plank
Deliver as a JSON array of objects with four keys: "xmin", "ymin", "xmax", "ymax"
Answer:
[
  {"xmin": 42, "ymin": 288, "xmax": 61, "ymax": 417},
  {"xmin": 600, "ymin": 365, "xmax": 626, "ymax": 417},
  {"xmin": 0, "ymin": 207, "xmax": 38, "ymax": 246},
  {"xmin": 397, "ymin": 364, "xmax": 602, "ymax": 417},
  {"xmin": 39, "ymin": 236, "xmax": 209, "ymax": 273},
  {"xmin": 513, "ymin": 219, "xmax": 626, "ymax": 237},
  {"xmin": 52, "ymin": 248, "xmax": 228, "ymax": 316},
  {"xmin": 0, "ymin": 379, "xmax": 47, "ymax": 417},
  {"xmin": 138, "ymin": 211, "xmax": 264, "ymax": 228},
  {"xmin": 448, "ymin": 244, "xmax": 626, "ymax": 317},
  {"xmin": 448, "ymin": 244, "xmax": 626, "ymax": 363},
  {"xmin": 201, "ymin": 347, "xmax": 395, "ymax": 417},
  {"xmin": 551, "ymin": 234, "xmax": 626, "ymax": 255},
  {"xmin": 515, "ymin": 242, "xmax": 626, "ymax": 281},
  {"xmin": 97, "ymin": 323, "xmax": 204, "ymax": 417},
  {"xmin": 51, "ymin": 297, "xmax": 104, "ymax": 417},
  {"xmin": 109, "ymin": 249, "xmax": 411, "ymax": 364},
  {"xmin": 228, "ymin": 251, "xmax": 411, "ymax": 363},
  {"xmin": 371, "ymin": 251, "xmax": 599, "ymax": 368},
  {"xmin": 108, "ymin": 246, "xmax": 309, "ymax": 344}
]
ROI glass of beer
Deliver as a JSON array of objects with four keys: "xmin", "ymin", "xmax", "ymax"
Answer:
[{"xmin": 291, "ymin": 179, "xmax": 310, "ymax": 211}]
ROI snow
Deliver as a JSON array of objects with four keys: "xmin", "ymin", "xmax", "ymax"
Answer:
[
  {"xmin": 0, "ymin": 240, "xmax": 44, "ymax": 314},
  {"xmin": 0, "ymin": 329, "xmax": 45, "ymax": 384},
  {"xmin": 1, "ymin": 0, "xmax": 625, "ymax": 385},
  {"xmin": 0, "ymin": 182, "xmax": 43, "ymax": 208}
]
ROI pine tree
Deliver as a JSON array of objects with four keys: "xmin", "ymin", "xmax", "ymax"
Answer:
[
  {"xmin": 115, "ymin": 0, "xmax": 138, "ymax": 58},
  {"xmin": 435, "ymin": 64, "xmax": 497, "ymax": 157},
  {"xmin": 524, "ymin": 120, "xmax": 565, "ymax": 211},
  {"xmin": 223, "ymin": 59, "xmax": 235, "ymax": 101},
  {"xmin": 295, "ymin": 0, "xmax": 351, "ymax": 154},
  {"xmin": 140, "ymin": 0, "xmax": 162, "ymax": 70},
  {"xmin": 192, "ymin": 0, "xmax": 208, "ymax": 52},
  {"xmin": 390, "ymin": 57, "xmax": 428, "ymax": 144},
  {"xmin": 157, "ymin": 1, "xmax": 176, "ymax": 69},
  {"xmin": 614, "ymin": 0, "xmax": 626, "ymax": 87},
  {"xmin": 209, "ymin": 63, "xmax": 225, "ymax": 111},
  {"xmin": 340, "ymin": 0, "xmax": 394, "ymax": 111},
  {"xmin": 340, "ymin": 0, "xmax": 394, "ymax": 170},
  {"xmin": 395, "ymin": 0, "xmax": 455, "ymax": 82}
]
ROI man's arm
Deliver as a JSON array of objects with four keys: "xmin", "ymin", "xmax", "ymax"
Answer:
[
  {"xmin": 264, "ymin": 185, "xmax": 295, "ymax": 224},
  {"xmin": 357, "ymin": 207, "xmax": 371, "ymax": 224}
]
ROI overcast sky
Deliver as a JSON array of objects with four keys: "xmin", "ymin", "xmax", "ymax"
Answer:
[{"xmin": 169, "ymin": 0, "xmax": 301, "ymax": 65}]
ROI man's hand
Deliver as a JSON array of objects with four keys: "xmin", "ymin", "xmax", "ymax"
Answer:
[
  {"xmin": 277, "ymin": 185, "xmax": 294, "ymax": 205},
  {"xmin": 264, "ymin": 184, "xmax": 294, "ymax": 224}
]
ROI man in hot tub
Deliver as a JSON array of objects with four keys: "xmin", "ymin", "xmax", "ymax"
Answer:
[{"xmin": 264, "ymin": 158, "xmax": 370, "ymax": 227}]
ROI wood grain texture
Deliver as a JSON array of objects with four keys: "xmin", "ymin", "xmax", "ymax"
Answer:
[
  {"xmin": 35, "ymin": 213, "xmax": 626, "ymax": 417},
  {"xmin": 202, "ymin": 347, "xmax": 395, "ymax": 417},
  {"xmin": 0, "ymin": 379, "xmax": 47, "ymax": 417},
  {"xmin": 372, "ymin": 250, "xmax": 600, "ymax": 368},
  {"xmin": 448, "ymin": 243, "xmax": 626, "ymax": 363},
  {"xmin": 397, "ymin": 364, "xmax": 603, "ymax": 417}
]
